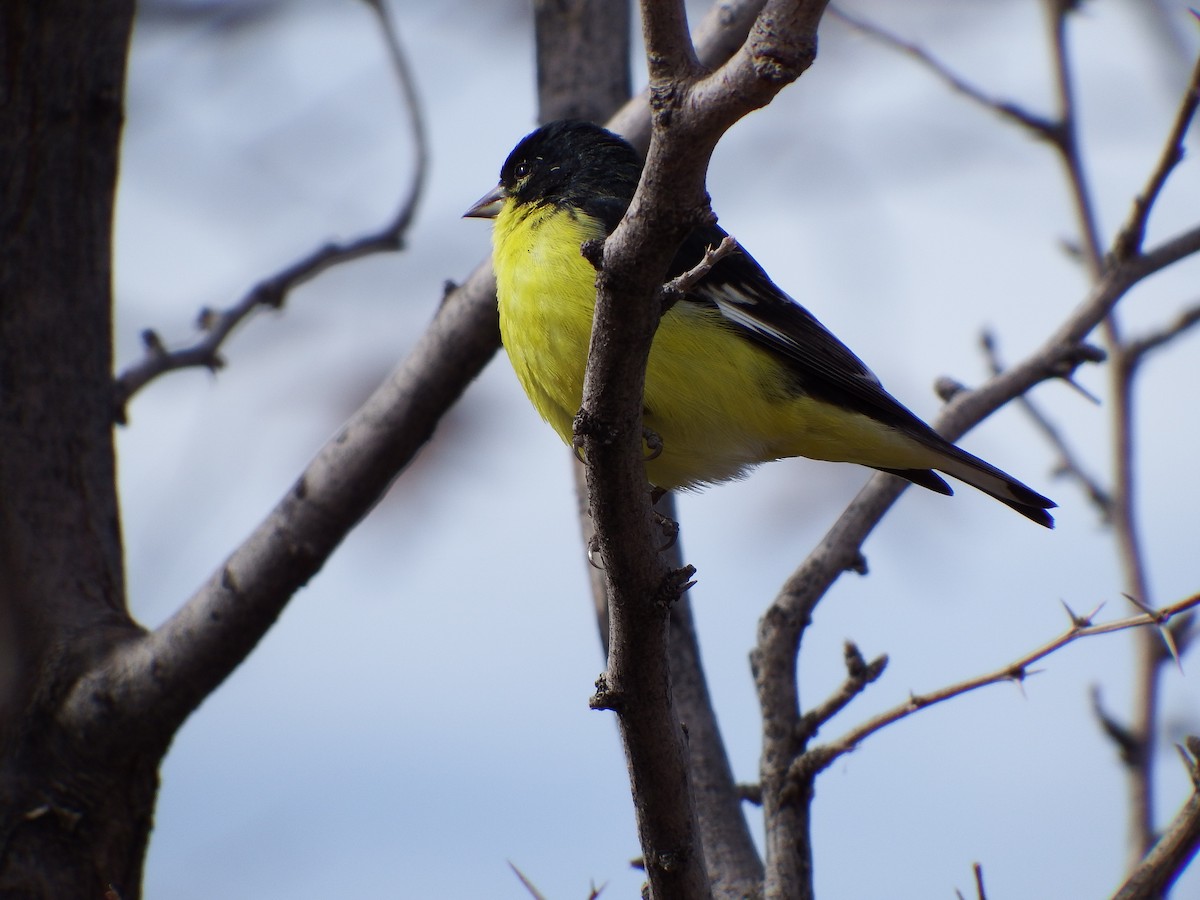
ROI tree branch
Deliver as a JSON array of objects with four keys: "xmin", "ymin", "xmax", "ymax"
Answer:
[
  {"xmin": 1124, "ymin": 301, "xmax": 1200, "ymax": 365},
  {"xmin": 111, "ymin": 0, "xmax": 428, "ymax": 423},
  {"xmin": 797, "ymin": 641, "xmax": 888, "ymax": 744},
  {"xmin": 754, "ymin": 168, "xmax": 1200, "ymax": 900},
  {"xmin": 828, "ymin": 6, "xmax": 1060, "ymax": 141},
  {"xmin": 1112, "ymin": 736, "xmax": 1200, "ymax": 899},
  {"xmin": 65, "ymin": 263, "xmax": 501, "ymax": 749},
  {"xmin": 792, "ymin": 593, "xmax": 1200, "ymax": 782},
  {"xmin": 981, "ymin": 331, "xmax": 1113, "ymax": 519},
  {"xmin": 579, "ymin": 3, "xmax": 831, "ymax": 896},
  {"xmin": 1111, "ymin": 48, "xmax": 1200, "ymax": 263}
]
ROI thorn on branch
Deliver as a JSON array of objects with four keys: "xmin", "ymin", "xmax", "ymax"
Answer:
[
  {"xmin": 1091, "ymin": 685, "xmax": 1143, "ymax": 769},
  {"xmin": 1161, "ymin": 613, "xmax": 1196, "ymax": 667},
  {"xmin": 508, "ymin": 861, "xmax": 550, "ymax": 900},
  {"xmin": 1178, "ymin": 735, "xmax": 1200, "ymax": 789},
  {"xmin": 1060, "ymin": 598, "xmax": 1100, "ymax": 629}
]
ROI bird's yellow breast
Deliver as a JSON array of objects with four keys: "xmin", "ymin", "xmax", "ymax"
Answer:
[
  {"xmin": 493, "ymin": 202, "xmax": 600, "ymax": 448},
  {"xmin": 493, "ymin": 202, "xmax": 930, "ymax": 490}
]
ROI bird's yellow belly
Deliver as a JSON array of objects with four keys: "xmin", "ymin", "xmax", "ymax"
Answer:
[{"xmin": 494, "ymin": 206, "xmax": 931, "ymax": 490}]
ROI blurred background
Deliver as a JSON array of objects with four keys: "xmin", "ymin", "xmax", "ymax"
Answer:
[{"xmin": 115, "ymin": 1, "xmax": 1200, "ymax": 896}]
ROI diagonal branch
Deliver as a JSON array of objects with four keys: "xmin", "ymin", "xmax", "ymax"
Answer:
[
  {"xmin": 828, "ymin": 5, "xmax": 1060, "ymax": 141},
  {"xmin": 981, "ymin": 331, "xmax": 1113, "ymax": 519},
  {"xmin": 112, "ymin": 1, "xmax": 428, "ymax": 424},
  {"xmin": 753, "ymin": 216, "xmax": 1200, "ymax": 899},
  {"xmin": 1125, "ymin": 300, "xmax": 1200, "ymax": 365},
  {"xmin": 1112, "ymin": 737, "xmax": 1200, "ymax": 900},
  {"xmin": 66, "ymin": 262, "xmax": 502, "ymax": 750},
  {"xmin": 1111, "ymin": 49, "xmax": 1200, "ymax": 263},
  {"xmin": 794, "ymin": 593, "xmax": 1200, "ymax": 782},
  {"xmin": 579, "ymin": 3, "xmax": 832, "ymax": 898}
]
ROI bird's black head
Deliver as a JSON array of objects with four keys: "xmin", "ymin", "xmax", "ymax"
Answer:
[{"xmin": 498, "ymin": 120, "xmax": 643, "ymax": 212}]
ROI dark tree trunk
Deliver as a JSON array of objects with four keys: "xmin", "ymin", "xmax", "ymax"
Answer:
[{"xmin": 0, "ymin": 3, "xmax": 151, "ymax": 897}]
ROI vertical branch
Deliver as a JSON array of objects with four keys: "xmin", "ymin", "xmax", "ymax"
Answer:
[
  {"xmin": 574, "ymin": 1, "xmax": 830, "ymax": 895},
  {"xmin": 1042, "ymin": 0, "xmax": 1174, "ymax": 860},
  {"xmin": 536, "ymin": 4, "xmax": 712, "ymax": 899},
  {"xmin": 533, "ymin": 0, "xmax": 632, "ymax": 124},
  {"xmin": 543, "ymin": 5, "xmax": 768, "ymax": 890}
]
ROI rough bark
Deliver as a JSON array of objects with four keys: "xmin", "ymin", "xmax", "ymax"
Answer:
[{"xmin": 0, "ymin": 3, "xmax": 152, "ymax": 897}]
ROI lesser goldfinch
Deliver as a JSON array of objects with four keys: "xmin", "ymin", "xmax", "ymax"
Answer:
[{"xmin": 466, "ymin": 120, "xmax": 1055, "ymax": 527}]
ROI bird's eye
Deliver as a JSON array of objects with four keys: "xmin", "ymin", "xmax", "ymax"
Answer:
[{"xmin": 515, "ymin": 162, "xmax": 530, "ymax": 179}]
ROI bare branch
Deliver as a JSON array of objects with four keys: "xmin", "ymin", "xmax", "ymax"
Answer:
[
  {"xmin": 65, "ymin": 262, "xmax": 502, "ymax": 750},
  {"xmin": 112, "ymin": 2, "xmax": 428, "ymax": 423},
  {"xmin": 640, "ymin": 0, "xmax": 702, "ymax": 85},
  {"xmin": 793, "ymin": 593, "xmax": 1200, "ymax": 781},
  {"xmin": 660, "ymin": 235, "xmax": 737, "ymax": 310},
  {"xmin": 828, "ymin": 6, "xmax": 1060, "ymax": 141},
  {"xmin": 797, "ymin": 641, "xmax": 888, "ymax": 743},
  {"xmin": 1112, "ymin": 780, "xmax": 1200, "ymax": 899},
  {"xmin": 577, "ymin": 3, "xmax": 833, "ymax": 898},
  {"xmin": 1042, "ymin": 0, "xmax": 1104, "ymax": 275},
  {"xmin": 753, "ymin": 216, "xmax": 1200, "ymax": 898},
  {"xmin": 981, "ymin": 331, "xmax": 1112, "ymax": 518},
  {"xmin": 1125, "ymin": 301, "xmax": 1200, "ymax": 365},
  {"xmin": 1111, "ymin": 50, "xmax": 1200, "ymax": 263},
  {"xmin": 609, "ymin": 0, "xmax": 770, "ymax": 142}
]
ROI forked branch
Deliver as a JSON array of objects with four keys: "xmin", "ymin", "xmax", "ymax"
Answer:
[{"xmin": 112, "ymin": 0, "xmax": 427, "ymax": 423}]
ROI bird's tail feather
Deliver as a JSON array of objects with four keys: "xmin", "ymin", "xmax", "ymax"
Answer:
[
  {"xmin": 874, "ymin": 442, "xmax": 1055, "ymax": 528},
  {"xmin": 933, "ymin": 444, "xmax": 1055, "ymax": 528}
]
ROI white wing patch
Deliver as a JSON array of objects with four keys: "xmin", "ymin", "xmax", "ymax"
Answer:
[{"xmin": 694, "ymin": 282, "xmax": 883, "ymax": 387}]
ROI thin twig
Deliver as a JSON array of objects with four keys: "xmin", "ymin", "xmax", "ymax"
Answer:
[
  {"xmin": 981, "ymin": 330, "xmax": 1112, "ymax": 518},
  {"xmin": 1111, "ymin": 50, "xmax": 1200, "ymax": 263},
  {"xmin": 828, "ymin": 5, "xmax": 1060, "ymax": 141},
  {"xmin": 659, "ymin": 234, "xmax": 738, "ymax": 310},
  {"xmin": 1125, "ymin": 301, "xmax": 1200, "ymax": 365},
  {"xmin": 112, "ymin": 1, "xmax": 428, "ymax": 423},
  {"xmin": 791, "ymin": 593, "xmax": 1200, "ymax": 782},
  {"xmin": 1043, "ymin": 0, "xmax": 1105, "ymax": 276},
  {"xmin": 797, "ymin": 641, "xmax": 887, "ymax": 743}
]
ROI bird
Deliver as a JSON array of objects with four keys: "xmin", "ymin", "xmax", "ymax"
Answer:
[{"xmin": 465, "ymin": 119, "xmax": 1055, "ymax": 527}]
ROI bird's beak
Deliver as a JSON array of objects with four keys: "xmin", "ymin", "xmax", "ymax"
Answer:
[{"xmin": 463, "ymin": 184, "xmax": 505, "ymax": 219}]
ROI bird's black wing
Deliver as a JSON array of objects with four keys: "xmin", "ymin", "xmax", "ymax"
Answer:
[{"xmin": 672, "ymin": 223, "xmax": 945, "ymax": 440}]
